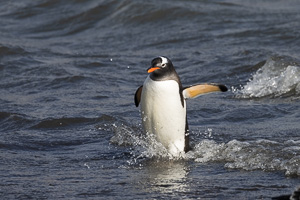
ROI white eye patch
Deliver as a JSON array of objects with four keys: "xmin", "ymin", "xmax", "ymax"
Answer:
[{"xmin": 160, "ymin": 56, "xmax": 168, "ymax": 67}]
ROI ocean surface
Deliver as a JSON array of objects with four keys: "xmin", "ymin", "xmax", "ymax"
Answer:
[{"xmin": 1, "ymin": 0, "xmax": 300, "ymax": 199}]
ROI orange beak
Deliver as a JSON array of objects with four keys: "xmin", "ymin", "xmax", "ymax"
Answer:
[{"xmin": 147, "ymin": 67, "xmax": 160, "ymax": 73}]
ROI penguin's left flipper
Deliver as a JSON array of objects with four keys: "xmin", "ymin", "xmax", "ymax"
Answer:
[
  {"xmin": 183, "ymin": 83, "xmax": 227, "ymax": 99},
  {"xmin": 134, "ymin": 86, "xmax": 143, "ymax": 107}
]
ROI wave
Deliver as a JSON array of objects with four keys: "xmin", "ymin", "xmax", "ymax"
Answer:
[
  {"xmin": 0, "ymin": 112, "xmax": 34, "ymax": 131},
  {"xmin": 0, "ymin": 114, "xmax": 116, "ymax": 151},
  {"xmin": 191, "ymin": 139, "xmax": 300, "ymax": 177},
  {"xmin": 0, "ymin": 111, "xmax": 116, "ymax": 133},
  {"xmin": 31, "ymin": 117, "xmax": 94, "ymax": 129},
  {"xmin": 233, "ymin": 56, "xmax": 300, "ymax": 98},
  {"xmin": 1, "ymin": 0, "xmax": 211, "ymax": 38},
  {"xmin": 0, "ymin": 45, "xmax": 28, "ymax": 57},
  {"xmin": 31, "ymin": 114, "xmax": 116, "ymax": 129},
  {"xmin": 110, "ymin": 123, "xmax": 300, "ymax": 177}
]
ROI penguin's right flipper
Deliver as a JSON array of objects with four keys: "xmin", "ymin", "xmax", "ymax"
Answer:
[
  {"xmin": 134, "ymin": 86, "xmax": 143, "ymax": 107},
  {"xmin": 183, "ymin": 83, "xmax": 227, "ymax": 99}
]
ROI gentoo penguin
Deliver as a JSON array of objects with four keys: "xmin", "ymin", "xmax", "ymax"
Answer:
[{"xmin": 134, "ymin": 56, "xmax": 227, "ymax": 156}]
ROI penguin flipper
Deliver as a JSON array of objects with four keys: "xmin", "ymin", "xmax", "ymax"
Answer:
[
  {"xmin": 183, "ymin": 83, "xmax": 227, "ymax": 99},
  {"xmin": 134, "ymin": 86, "xmax": 143, "ymax": 107}
]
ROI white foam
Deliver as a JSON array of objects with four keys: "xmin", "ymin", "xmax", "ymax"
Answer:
[
  {"xmin": 192, "ymin": 139, "xmax": 300, "ymax": 176},
  {"xmin": 234, "ymin": 57, "xmax": 300, "ymax": 98},
  {"xmin": 110, "ymin": 123, "xmax": 300, "ymax": 176}
]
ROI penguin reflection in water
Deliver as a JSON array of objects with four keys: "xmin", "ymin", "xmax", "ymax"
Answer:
[{"xmin": 135, "ymin": 56, "xmax": 227, "ymax": 157}]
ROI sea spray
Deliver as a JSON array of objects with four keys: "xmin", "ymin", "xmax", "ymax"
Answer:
[{"xmin": 234, "ymin": 56, "xmax": 300, "ymax": 98}]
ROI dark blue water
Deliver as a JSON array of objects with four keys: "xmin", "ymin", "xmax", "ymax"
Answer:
[{"xmin": 1, "ymin": 1, "xmax": 300, "ymax": 199}]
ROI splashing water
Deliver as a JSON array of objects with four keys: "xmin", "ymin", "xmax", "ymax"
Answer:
[
  {"xmin": 110, "ymin": 123, "xmax": 173, "ymax": 160},
  {"xmin": 190, "ymin": 139, "xmax": 300, "ymax": 177},
  {"xmin": 110, "ymin": 123, "xmax": 300, "ymax": 177},
  {"xmin": 234, "ymin": 56, "xmax": 300, "ymax": 98}
]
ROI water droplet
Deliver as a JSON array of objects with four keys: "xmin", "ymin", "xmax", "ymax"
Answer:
[{"xmin": 84, "ymin": 163, "xmax": 90, "ymax": 169}]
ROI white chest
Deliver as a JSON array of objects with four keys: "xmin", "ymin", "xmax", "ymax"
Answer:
[{"xmin": 140, "ymin": 76, "xmax": 187, "ymax": 156}]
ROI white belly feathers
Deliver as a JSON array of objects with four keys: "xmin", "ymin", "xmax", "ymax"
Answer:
[{"xmin": 140, "ymin": 76, "xmax": 186, "ymax": 156}]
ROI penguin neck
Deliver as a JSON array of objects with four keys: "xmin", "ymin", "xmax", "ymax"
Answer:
[{"xmin": 149, "ymin": 70, "xmax": 182, "ymax": 86}]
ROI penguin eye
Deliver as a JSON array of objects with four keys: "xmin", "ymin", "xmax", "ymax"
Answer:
[{"xmin": 161, "ymin": 63, "xmax": 166, "ymax": 68}]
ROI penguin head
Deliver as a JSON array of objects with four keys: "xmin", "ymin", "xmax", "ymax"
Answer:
[{"xmin": 147, "ymin": 56, "xmax": 175, "ymax": 78}]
